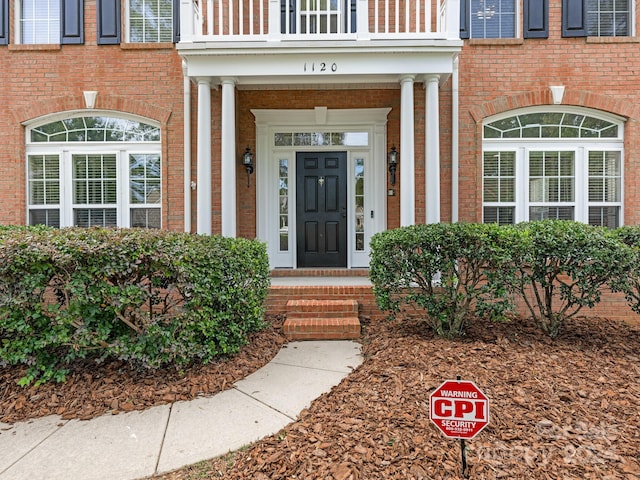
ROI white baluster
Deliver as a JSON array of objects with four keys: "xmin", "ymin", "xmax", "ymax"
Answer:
[
  {"xmin": 373, "ymin": 0, "xmax": 379, "ymax": 33},
  {"xmin": 268, "ymin": 0, "xmax": 281, "ymax": 38},
  {"xmin": 207, "ymin": 0, "xmax": 214, "ymax": 35},
  {"xmin": 405, "ymin": 0, "xmax": 409, "ymax": 33},
  {"xmin": 394, "ymin": 0, "xmax": 398, "ymax": 33},
  {"xmin": 356, "ymin": 0, "xmax": 369, "ymax": 38},
  {"xmin": 384, "ymin": 0, "xmax": 389, "ymax": 32}
]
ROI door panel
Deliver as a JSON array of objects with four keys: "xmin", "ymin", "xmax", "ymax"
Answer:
[{"xmin": 296, "ymin": 152, "xmax": 347, "ymax": 267}]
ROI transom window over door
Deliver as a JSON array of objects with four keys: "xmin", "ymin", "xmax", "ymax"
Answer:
[
  {"xmin": 482, "ymin": 109, "xmax": 624, "ymax": 228},
  {"xmin": 26, "ymin": 114, "xmax": 162, "ymax": 228}
]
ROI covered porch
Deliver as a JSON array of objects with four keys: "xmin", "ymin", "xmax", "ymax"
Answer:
[{"xmin": 177, "ymin": 0, "xmax": 462, "ymax": 270}]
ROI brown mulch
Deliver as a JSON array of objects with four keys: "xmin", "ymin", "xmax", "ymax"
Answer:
[
  {"xmin": 2, "ymin": 314, "xmax": 640, "ymax": 479},
  {"xmin": 0, "ymin": 316, "xmax": 287, "ymax": 424},
  {"xmin": 154, "ymin": 315, "xmax": 640, "ymax": 480}
]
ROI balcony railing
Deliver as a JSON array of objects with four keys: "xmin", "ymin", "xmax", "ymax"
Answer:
[{"xmin": 179, "ymin": 0, "xmax": 461, "ymax": 43}]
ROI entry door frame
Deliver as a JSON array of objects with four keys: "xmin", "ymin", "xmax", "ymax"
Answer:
[{"xmin": 253, "ymin": 107, "xmax": 391, "ymax": 269}]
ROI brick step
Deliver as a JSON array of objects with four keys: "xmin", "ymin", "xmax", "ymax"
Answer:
[
  {"xmin": 283, "ymin": 299, "xmax": 362, "ymax": 340},
  {"xmin": 283, "ymin": 317, "xmax": 361, "ymax": 340},
  {"xmin": 266, "ymin": 285, "xmax": 384, "ymax": 320},
  {"xmin": 285, "ymin": 299, "xmax": 358, "ymax": 318}
]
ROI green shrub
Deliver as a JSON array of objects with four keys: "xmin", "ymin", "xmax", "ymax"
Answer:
[
  {"xmin": 369, "ymin": 223, "xmax": 518, "ymax": 337},
  {"xmin": 0, "ymin": 227, "xmax": 270, "ymax": 385},
  {"xmin": 611, "ymin": 226, "xmax": 640, "ymax": 314},
  {"xmin": 510, "ymin": 220, "xmax": 632, "ymax": 337}
]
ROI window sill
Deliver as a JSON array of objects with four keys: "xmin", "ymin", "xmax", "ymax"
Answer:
[
  {"xmin": 8, "ymin": 44, "xmax": 61, "ymax": 51},
  {"xmin": 120, "ymin": 42, "xmax": 175, "ymax": 50},
  {"xmin": 467, "ymin": 38, "xmax": 524, "ymax": 46},
  {"xmin": 586, "ymin": 36, "xmax": 640, "ymax": 44}
]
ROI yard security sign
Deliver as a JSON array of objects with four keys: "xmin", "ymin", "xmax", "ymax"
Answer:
[{"xmin": 429, "ymin": 379, "xmax": 490, "ymax": 440}]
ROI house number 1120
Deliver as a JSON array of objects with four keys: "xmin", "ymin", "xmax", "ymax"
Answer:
[{"xmin": 303, "ymin": 62, "xmax": 338, "ymax": 72}]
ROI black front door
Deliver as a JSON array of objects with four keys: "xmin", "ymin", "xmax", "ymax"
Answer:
[{"xmin": 296, "ymin": 152, "xmax": 347, "ymax": 268}]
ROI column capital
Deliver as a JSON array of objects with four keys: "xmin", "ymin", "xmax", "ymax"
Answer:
[
  {"xmin": 423, "ymin": 74, "xmax": 440, "ymax": 86},
  {"xmin": 400, "ymin": 75, "xmax": 415, "ymax": 85},
  {"xmin": 220, "ymin": 77, "xmax": 238, "ymax": 86},
  {"xmin": 195, "ymin": 77, "xmax": 212, "ymax": 87}
]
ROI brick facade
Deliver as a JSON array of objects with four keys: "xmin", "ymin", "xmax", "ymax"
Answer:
[
  {"xmin": 1, "ymin": 2, "xmax": 639, "ymax": 322},
  {"xmin": 456, "ymin": 6, "xmax": 640, "ymax": 223},
  {"xmin": 0, "ymin": 38, "xmax": 185, "ymax": 229}
]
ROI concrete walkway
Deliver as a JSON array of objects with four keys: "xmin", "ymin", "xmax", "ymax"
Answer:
[{"xmin": 0, "ymin": 341, "xmax": 363, "ymax": 480}]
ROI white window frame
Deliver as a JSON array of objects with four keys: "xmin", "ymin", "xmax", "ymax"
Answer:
[
  {"xmin": 586, "ymin": 0, "xmax": 635, "ymax": 37},
  {"xmin": 65, "ymin": 150, "xmax": 121, "ymax": 227},
  {"xmin": 253, "ymin": 108, "xmax": 390, "ymax": 269},
  {"xmin": 468, "ymin": 0, "xmax": 519, "ymax": 39},
  {"xmin": 125, "ymin": 151, "xmax": 163, "ymax": 228},
  {"xmin": 125, "ymin": 0, "xmax": 174, "ymax": 43},
  {"xmin": 14, "ymin": 0, "xmax": 61, "ymax": 45},
  {"xmin": 25, "ymin": 112, "xmax": 162, "ymax": 229},
  {"xmin": 482, "ymin": 107, "xmax": 625, "ymax": 227}
]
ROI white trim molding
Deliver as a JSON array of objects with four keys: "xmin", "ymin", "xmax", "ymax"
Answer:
[{"xmin": 252, "ymin": 107, "xmax": 391, "ymax": 269}]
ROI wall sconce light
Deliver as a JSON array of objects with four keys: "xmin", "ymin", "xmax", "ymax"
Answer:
[
  {"xmin": 388, "ymin": 146, "xmax": 398, "ymax": 185},
  {"xmin": 242, "ymin": 146, "xmax": 255, "ymax": 187}
]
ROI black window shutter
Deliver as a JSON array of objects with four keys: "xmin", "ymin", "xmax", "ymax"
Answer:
[
  {"xmin": 61, "ymin": 0, "xmax": 84, "ymax": 44},
  {"xmin": 562, "ymin": 0, "xmax": 587, "ymax": 37},
  {"xmin": 0, "ymin": 0, "xmax": 8, "ymax": 46},
  {"xmin": 524, "ymin": 0, "xmax": 548, "ymax": 38},
  {"xmin": 98, "ymin": 0, "xmax": 121, "ymax": 45},
  {"xmin": 459, "ymin": 0, "xmax": 469, "ymax": 39},
  {"xmin": 173, "ymin": 0, "xmax": 180, "ymax": 42}
]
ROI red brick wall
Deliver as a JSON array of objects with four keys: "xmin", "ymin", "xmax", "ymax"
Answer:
[
  {"xmin": 3, "ymin": 1, "xmax": 640, "ymax": 236},
  {"xmin": 0, "ymin": 4, "xmax": 186, "ymax": 230},
  {"xmin": 456, "ymin": 4, "xmax": 640, "ymax": 223}
]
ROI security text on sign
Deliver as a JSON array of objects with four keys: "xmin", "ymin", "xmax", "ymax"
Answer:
[{"xmin": 429, "ymin": 379, "xmax": 490, "ymax": 440}]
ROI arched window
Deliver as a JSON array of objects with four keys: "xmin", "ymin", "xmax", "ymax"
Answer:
[
  {"xmin": 482, "ymin": 108, "xmax": 624, "ymax": 228},
  {"xmin": 26, "ymin": 114, "xmax": 161, "ymax": 228}
]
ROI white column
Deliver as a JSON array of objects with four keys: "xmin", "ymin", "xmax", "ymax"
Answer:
[
  {"xmin": 400, "ymin": 75, "xmax": 415, "ymax": 226},
  {"xmin": 221, "ymin": 78, "xmax": 237, "ymax": 237},
  {"xmin": 183, "ymin": 63, "xmax": 192, "ymax": 232},
  {"xmin": 425, "ymin": 74, "xmax": 440, "ymax": 224},
  {"xmin": 196, "ymin": 78, "xmax": 212, "ymax": 235},
  {"xmin": 451, "ymin": 57, "xmax": 459, "ymax": 222}
]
